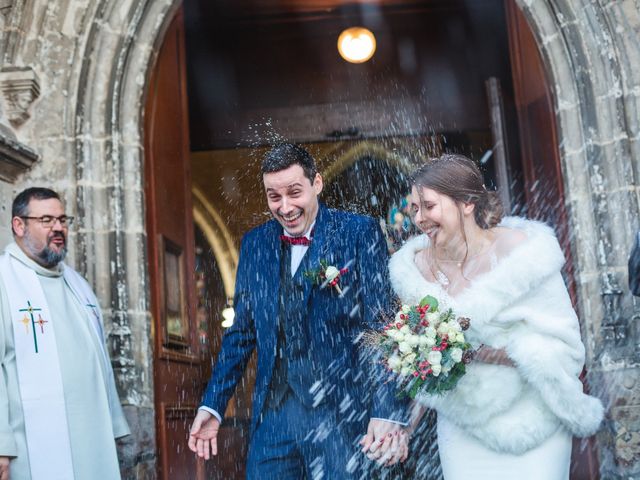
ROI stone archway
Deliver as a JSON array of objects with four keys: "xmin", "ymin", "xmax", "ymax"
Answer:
[
  {"xmin": 69, "ymin": 0, "xmax": 182, "ymax": 474},
  {"xmin": 511, "ymin": 2, "xmax": 640, "ymax": 473},
  {"xmin": 1, "ymin": 0, "xmax": 182, "ymax": 474}
]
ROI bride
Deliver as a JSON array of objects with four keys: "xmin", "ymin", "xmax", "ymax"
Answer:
[{"xmin": 389, "ymin": 154, "xmax": 604, "ymax": 479}]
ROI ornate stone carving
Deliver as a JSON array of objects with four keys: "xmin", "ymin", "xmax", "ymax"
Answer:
[
  {"xmin": 0, "ymin": 67, "xmax": 39, "ymax": 183},
  {"xmin": 601, "ymin": 285, "xmax": 626, "ymax": 347},
  {"xmin": 0, "ymin": 1, "xmax": 13, "ymax": 25},
  {"xmin": 0, "ymin": 67, "xmax": 40, "ymax": 128},
  {"xmin": 0, "ymin": 128, "xmax": 38, "ymax": 182}
]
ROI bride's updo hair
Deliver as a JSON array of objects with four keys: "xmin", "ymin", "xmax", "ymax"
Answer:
[{"xmin": 410, "ymin": 153, "xmax": 504, "ymax": 229}]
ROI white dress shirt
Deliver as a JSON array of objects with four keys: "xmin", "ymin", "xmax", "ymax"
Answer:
[{"xmin": 282, "ymin": 222, "xmax": 315, "ymax": 276}]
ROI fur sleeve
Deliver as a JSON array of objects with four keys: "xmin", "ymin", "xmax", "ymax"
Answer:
[
  {"xmin": 416, "ymin": 363, "xmax": 525, "ymax": 427},
  {"xmin": 504, "ymin": 273, "xmax": 604, "ymax": 437}
]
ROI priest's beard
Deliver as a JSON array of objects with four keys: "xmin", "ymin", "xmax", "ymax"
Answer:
[{"xmin": 23, "ymin": 230, "xmax": 67, "ymax": 268}]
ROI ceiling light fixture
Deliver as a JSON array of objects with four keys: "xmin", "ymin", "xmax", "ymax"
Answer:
[{"xmin": 337, "ymin": 27, "xmax": 376, "ymax": 64}]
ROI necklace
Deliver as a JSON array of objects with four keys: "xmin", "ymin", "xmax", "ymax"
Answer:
[
  {"xmin": 435, "ymin": 258, "xmax": 464, "ymax": 268},
  {"xmin": 433, "ymin": 240, "xmax": 493, "ymax": 269}
]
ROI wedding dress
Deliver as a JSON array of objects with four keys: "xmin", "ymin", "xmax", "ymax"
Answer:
[
  {"xmin": 437, "ymin": 416, "xmax": 571, "ymax": 479},
  {"xmin": 389, "ymin": 217, "xmax": 603, "ymax": 480}
]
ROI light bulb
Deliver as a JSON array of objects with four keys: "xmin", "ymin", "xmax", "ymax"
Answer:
[{"xmin": 337, "ymin": 27, "xmax": 376, "ymax": 64}]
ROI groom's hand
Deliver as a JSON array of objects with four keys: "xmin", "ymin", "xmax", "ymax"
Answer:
[
  {"xmin": 188, "ymin": 410, "xmax": 220, "ymax": 460},
  {"xmin": 359, "ymin": 419, "xmax": 407, "ymax": 466}
]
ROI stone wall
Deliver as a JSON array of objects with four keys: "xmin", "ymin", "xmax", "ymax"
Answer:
[
  {"xmin": 516, "ymin": 1, "xmax": 640, "ymax": 476},
  {"xmin": 0, "ymin": 0, "xmax": 180, "ymax": 477},
  {"xmin": 0, "ymin": 0, "xmax": 638, "ymax": 478}
]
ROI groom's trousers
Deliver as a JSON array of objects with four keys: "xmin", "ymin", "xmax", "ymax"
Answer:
[{"xmin": 246, "ymin": 390, "xmax": 368, "ymax": 480}]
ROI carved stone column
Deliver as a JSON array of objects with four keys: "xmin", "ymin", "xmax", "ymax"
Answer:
[
  {"xmin": 0, "ymin": 67, "xmax": 40, "ymax": 127},
  {"xmin": 0, "ymin": 1, "xmax": 12, "ymax": 32}
]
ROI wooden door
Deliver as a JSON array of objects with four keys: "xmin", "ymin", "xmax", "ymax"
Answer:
[
  {"xmin": 505, "ymin": 1, "xmax": 599, "ymax": 478},
  {"xmin": 144, "ymin": 8, "xmax": 205, "ymax": 480},
  {"xmin": 505, "ymin": 0, "xmax": 572, "ymax": 269},
  {"xmin": 145, "ymin": 9, "xmax": 251, "ymax": 479}
]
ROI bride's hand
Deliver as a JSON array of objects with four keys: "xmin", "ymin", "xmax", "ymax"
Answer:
[
  {"xmin": 474, "ymin": 345, "xmax": 515, "ymax": 367},
  {"xmin": 360, "ymin": 420, "xmax": 408, "ymax": 466},
  {"xmin": 374, "ymin": 429, "xmax": 410, "ymax": 467}
]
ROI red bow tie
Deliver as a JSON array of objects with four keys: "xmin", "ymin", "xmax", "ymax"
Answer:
[{"xmin": 280, "ymin": 235, "xmax": 312, "ymax": 246}]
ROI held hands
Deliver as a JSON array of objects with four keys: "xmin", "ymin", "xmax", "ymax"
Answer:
[
  {"xmin": 188, "ymin": 410, "xmax": 220, "ymax": 460},
  {"xmin": 0, "ymin": 456, "xmax": 9, "ymax": 480},
  {"xmin": 359, "ymin": 419, "xmax": 409, "ymax": 467}
]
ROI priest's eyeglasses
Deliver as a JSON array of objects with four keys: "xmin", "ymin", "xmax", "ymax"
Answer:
[{"xmin": 20, "ymin": 215, "xmax": 75, "ymax": 228}]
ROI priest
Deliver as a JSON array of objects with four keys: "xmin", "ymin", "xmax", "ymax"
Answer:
[{"xmin": 0, "ymin": 187, "xmax": 129, "ymax": 480}]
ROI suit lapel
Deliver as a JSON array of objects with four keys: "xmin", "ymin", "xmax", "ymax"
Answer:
[{"xmin": 263, "ymin": 221, "xmax": 282, "ymax": 327}]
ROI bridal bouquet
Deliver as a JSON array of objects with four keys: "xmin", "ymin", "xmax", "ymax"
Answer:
[{"xmin": 371, "ymin": 295, "xmax": 473, "ymax": 398}]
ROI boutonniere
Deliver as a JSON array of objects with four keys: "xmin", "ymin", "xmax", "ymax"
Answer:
[{"xmin": 304, "ymin": 259, "xmax": 349, "ymax": 295}]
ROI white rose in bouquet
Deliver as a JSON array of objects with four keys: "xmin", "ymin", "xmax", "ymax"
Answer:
[
  {"xmin": 386, "ymin": 329, "xmax": 399, "ymax": 341},
  {"xmin": 455, "ymin": 332, "xmax": 466, "ymax": 343},
  {"xmin": 437, "ymin": 322, "xmax": 450, "ymax": 336},
  {"xmin": 388, "ymin": 355, "xmax": 402, "ymax": 371},
  {"xmin": 419, "ymin": 341, "xmax": 435, "ymax": 353},
  {"xmin": 427, "ymin": 350, "xmax": 442, "ymax": 365},
  {"xmin": 424, "ymin": 326, "xmax": 437, "ymax": 338},
  {"xmin": 426, "ymin": 312, "xmax": 440, "ymax": 324},
  {"xmin": 400, "ymin": 325, "xmax": 411, "ymax": 335},
  {"xmin": 417, "ymin": 338, "xmax": 432, "ymax": 352},
  {"xmin": 400, "ymin": 366, "xmax": 413, "ymax": 377},
  {"xmin": 398, "ymin": 341, "xmax": 412, "ymax": 353},
  {"xmin": 407, "ymin": 334, "xmax": 421, "ymax": 347},
  {"xmin": 431, "ymin": 364, "xmax": 442, "ymax": 377},
  {"xmin": 403, "ymin": 353, "xmax": 417, "ymax": 365},
  {"xmin": 450, "ymin": 347, "xmax": 463, "ymax": 363}
]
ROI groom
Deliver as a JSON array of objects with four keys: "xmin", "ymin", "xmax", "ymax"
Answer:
[{"xmin": 189, "ymin": 144, "xmax": 408, "ymax": 478}]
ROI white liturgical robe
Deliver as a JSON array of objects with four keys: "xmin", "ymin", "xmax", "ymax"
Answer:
[{"xmin": 0, "ymin": 243, "xmax": 130, "ymax": 480}]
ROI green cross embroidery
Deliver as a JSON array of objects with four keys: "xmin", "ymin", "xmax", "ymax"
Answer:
[
  {"xmin": 86, "ymin": 302, "xmax": 99, "ymax": 320},
  {"xmin": 18, "ymin": 301, "xmax": 43, "ymax": 353}
]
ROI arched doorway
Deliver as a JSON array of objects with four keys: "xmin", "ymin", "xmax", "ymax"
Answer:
[
  {"xmin": 63, "ymin": 0, "xmax": 631, "ymax": 476},
  {"xmin": 143, "ymin": 1, "xmax": 599, "ymax": 478}
]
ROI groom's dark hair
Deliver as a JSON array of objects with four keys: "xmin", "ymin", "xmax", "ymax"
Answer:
[{"xmin": 261, "ymin": 143, "xmax": 318, "ymax": 183}]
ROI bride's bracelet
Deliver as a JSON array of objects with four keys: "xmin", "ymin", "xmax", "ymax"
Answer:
[{"xmin": 473, "ymin": 344, "xmax": 515, "ymax": 367}]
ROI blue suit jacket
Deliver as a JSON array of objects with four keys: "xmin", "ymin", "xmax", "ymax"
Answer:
[{"xmin": 201, "ymin": 204, "xmax": 408, "ymax": 435}]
